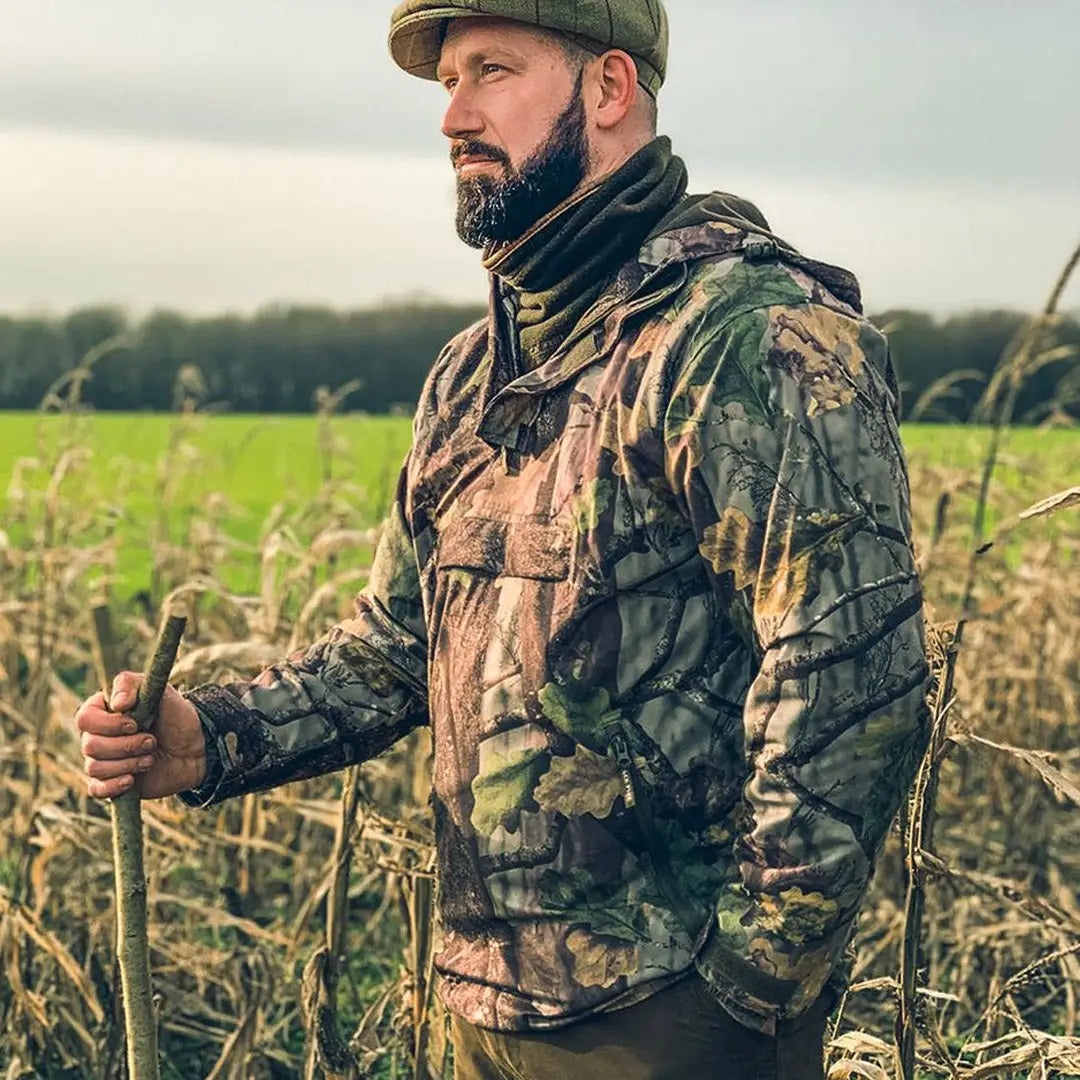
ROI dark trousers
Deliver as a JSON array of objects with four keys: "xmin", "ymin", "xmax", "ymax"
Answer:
[{"xmin": 451, "ymin": 975, "xmax": 831, "ymax": 1080}]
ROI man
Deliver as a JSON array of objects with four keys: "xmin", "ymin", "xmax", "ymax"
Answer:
[{"xmin": 76, "ymin": 3, "xmax": 931, "ymax": 1077}]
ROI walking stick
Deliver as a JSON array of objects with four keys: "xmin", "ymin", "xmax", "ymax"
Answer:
[{"xmin": 91, "ymin": 606, "xmax": 186, "ymax": 1080}]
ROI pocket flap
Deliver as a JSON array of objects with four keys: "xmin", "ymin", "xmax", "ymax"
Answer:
[{"xmin": 438, "ymin": 517, "xmax": 570, "ymax": 581}]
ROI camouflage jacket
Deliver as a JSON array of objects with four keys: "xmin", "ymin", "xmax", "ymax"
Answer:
[{"xmin": 183, "ymin": 202, "xmax": 931, "ymax": 1035}]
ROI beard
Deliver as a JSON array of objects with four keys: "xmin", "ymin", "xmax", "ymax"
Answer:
[{"xmin": 453, "ymin": 71, "xmax": 589, "ymax": 250}]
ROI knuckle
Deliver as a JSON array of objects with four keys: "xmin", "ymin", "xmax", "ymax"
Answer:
[
  {"xmin": 79, "ymin": 708, "xmax": 104, "ymax": 734},
  {"xmin": 88, "ymin": 758, "xmax": 119, "ymax": 780}
]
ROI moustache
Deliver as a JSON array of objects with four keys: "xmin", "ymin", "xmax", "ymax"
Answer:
[{"xmin": 451, "ymin": 141, "xmax": 512, "ymax": 170}]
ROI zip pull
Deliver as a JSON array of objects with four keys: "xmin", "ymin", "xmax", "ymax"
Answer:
[{"xmin": 610, "ymin": 731, "xmax": 637, "ymax": 809}]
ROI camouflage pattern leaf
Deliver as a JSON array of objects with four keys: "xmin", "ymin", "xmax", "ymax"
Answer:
[
  {"xmin": 538, "ymin": 869, "xmax": 648, "ymax": 942},
  {"xmin": 756, "ymin": 888, "xmax": 840, "ymax": 947},
  {"xmin": 571, "ymin": 478, "xmax": 613, "ymax": 533},
  {"xmin": 566, "ymin": 929, "xmax": 639, "ymax": 989},
  {"xmin": 469, "ymin": 747, "xmax": 550, "ymax": 836},
  {"xmin": 767, "ymin": 306, "xmax": 865, "ymax": 417},
  {"xmin": 538, "ymin": 683, "xmax": 621, "ymax": 750},
  {"xmin": 699, "ymin": 506, "xmax": 764, "ymax": 591},
  {"xmin": 534, "ymin": 745, "xmax": 622, "ymax": 820}
]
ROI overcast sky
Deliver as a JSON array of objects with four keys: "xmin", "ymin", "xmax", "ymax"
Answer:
[{"xmin": 1, "ymin": 0, "xmax": 1077, "ymax": 316}]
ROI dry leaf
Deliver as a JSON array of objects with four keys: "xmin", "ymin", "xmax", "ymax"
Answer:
[
  {"xmin": 1019, "ymin": 485, "xmax": 1080, "ymax": 521},
  {"xmin": 957, "ymin": 733, "xmax": 1080, "ymax": 807},
  {"xmin": 827, "ymin": 1062, "xmax": 891, "ymax": 1080},
  {"xmin": 828, "ymin": 1031, "xmax": 894, "ymax": 1057}
]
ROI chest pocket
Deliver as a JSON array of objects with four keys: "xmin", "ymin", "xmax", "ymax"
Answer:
[{"xmin": 436, "ymin": 516, "xmax": 570, "ymax": 581}]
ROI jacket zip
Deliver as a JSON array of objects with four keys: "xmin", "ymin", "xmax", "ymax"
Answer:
[{"xmin": 610, "ymin": 728, "xmax": 638, "ymax": 809}]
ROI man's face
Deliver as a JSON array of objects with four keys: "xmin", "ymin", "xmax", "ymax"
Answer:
[{"xmin": 437, "ymin": 19, "xmax": 591, "ymax": 249}]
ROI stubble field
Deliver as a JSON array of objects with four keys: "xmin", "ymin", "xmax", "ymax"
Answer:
[{"xmin": 1, "ymin": 408, "xmax": 1078, "ymax": 1078}]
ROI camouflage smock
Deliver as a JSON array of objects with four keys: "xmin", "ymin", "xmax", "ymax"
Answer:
[{"xmin": 183, "ymin": 205, "xmax": 932, "ymax": 1035}]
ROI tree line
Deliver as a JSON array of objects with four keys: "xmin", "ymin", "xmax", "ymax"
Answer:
[{"xmin": 0, "ymin": 302, "xmax": 1077, "ymax": 423}]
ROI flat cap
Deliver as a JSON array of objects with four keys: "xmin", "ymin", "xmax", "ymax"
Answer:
[{"xmin": 388, "ymin": 0, "xmax": 669, "ymax": 98}]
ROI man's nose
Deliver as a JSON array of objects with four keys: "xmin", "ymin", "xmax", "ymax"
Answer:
[{"xmin": 441, "ymin": 86, "xmax": 484, "ymax": 142}]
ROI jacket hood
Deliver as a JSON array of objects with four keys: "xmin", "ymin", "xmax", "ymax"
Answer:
[{"xmin": 642, "ymin": 191, "xmax": 864, "ymax": 314}]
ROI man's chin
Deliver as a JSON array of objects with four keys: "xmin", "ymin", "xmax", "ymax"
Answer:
[
  {"xmin": 455, "ymin": 206, "xmax": 498, "ymax": 249},
  {"xmin": 456, "ymin": 228, "xmax": 489, "ymax": 251},
  {"xmin": 456, "ymin": 180, "xmax": 508, "ymax": 249}
]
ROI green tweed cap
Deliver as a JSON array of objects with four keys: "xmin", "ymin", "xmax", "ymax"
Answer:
[{"xmin": 388, "ymin": 0, "xmax": 669, "ymax": 98}]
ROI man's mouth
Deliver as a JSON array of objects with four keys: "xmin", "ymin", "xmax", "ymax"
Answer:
[
  {"xmin": 455, "ymin": 156, "xmax": 499, "ymax": 173},
  {"xmin": 452, "ymin": 144, "xmax": 507, "ymax": 174}
]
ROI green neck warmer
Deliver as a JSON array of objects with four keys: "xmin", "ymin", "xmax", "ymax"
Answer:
[{"xmin": 483, "ymin": 136, "xmax": 689, "ymax": 369}]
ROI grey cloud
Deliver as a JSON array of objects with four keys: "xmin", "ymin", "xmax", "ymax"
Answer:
[{"xmin": 1, "ymin": 0, "xmax": 1077, "ymax": 190}]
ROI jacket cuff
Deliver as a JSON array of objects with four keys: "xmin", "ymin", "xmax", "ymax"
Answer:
[
  {"xmin": 693, "ymin": 915, "xmax": 852, "ymax": 1037},
  {"xmin": 177, "ymin": 685, "xmax": 247, "ymax": 808},
  {"xmin": 693, "ymin": 930, "xmax": 788, "ymax": 1036}
]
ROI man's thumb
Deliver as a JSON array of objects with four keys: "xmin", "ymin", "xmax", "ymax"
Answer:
[{"xmin": 110, "ymin": 671, "xmax": 142, "ymax": 712}]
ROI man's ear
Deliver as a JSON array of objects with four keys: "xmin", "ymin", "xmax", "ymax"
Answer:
[{"xmin": 592, "ymin": 49, "xmax": 639, "ymax": 131}]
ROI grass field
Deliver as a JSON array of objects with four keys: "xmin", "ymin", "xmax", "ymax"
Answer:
[
  {"xmin": 0, "ymin": 411, "xmax": 414, "ymax": 526},
  {"xmin": 2, "ymin": 411, "xmax": 1076, "ymax": 592},
  {"xmin": 1, "ymin": 411, "xmax": 414, "ymax": 594}
]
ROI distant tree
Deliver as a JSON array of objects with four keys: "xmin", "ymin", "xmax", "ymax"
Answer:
[
  {"xmin": 0, "ymin": 301, "xmax": 1072, "ymax": 422},
  {"xmin": 0, "ymin": 316, "xmax": 72, "ymax": 408},
  {"xmin": 874, "ymin": 309, "xmax": 1079, "ymax": 424}
]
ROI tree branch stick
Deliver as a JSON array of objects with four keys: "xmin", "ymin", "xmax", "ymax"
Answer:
[{"xmin": 92, "ymin": 606, "xmax": 186, "ymax": 1080}]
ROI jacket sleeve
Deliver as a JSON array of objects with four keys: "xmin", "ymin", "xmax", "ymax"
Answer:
[
  {"xmin": 663, "ymin": 299, "xmax": 931, "ymax": 1030},
  {"xmin": 179, "ymin": 462, "xmax": 429, "ymax": 807}
]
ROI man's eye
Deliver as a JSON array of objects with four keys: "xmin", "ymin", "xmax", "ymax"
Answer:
[
  {"xmin": 443, "ymin": 78, "xmax": 459, "ymax": 92},
  {"xmin": 481, "ymin": 63, "xmax": 504, "ymax": 76}
]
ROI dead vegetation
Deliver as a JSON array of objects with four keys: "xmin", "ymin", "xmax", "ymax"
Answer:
[{"xmin": 1, "ymin": 247, "xmax": 1079, "ymax": 1079}]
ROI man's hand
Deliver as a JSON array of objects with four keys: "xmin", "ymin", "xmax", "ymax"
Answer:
[{"xmin": 75, "ymin": 674, "xmax": 207, "ymax": 800}]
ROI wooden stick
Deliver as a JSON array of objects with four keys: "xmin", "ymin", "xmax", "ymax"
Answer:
[{"xmin": 92, "ymin": 606, "xmax": 186, "ymax": 1080}]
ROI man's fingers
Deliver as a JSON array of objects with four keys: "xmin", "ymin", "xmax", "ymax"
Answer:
[
  {"xmin": 85, "ymin": 755, "xmax": 155, "ymax": 782},
  {"xmin": 78, "ymin": 675, "xmax": 156, "ymax": 800},
  {"xmin": 81, "ymin": 731, "xmax": 156, "ymax": 761},
  {"xmin": 76, "ymin": 702, "xmax": 139, "ymax": 737},
  {"xmin": 88, "ymin": 775, "xmax": 135, "ymax": 800},
  {"xmin": 110, "ymin": 672, "xmax": 143, "ymax": 713}
]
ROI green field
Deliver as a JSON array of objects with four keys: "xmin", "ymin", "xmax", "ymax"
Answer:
[
  {"xmin": 2, "ymin": 411, "xmax": 1076, "ymax": 593},
  {"xmin": 0, "ymin": 411, "xmax": 413, "ymax": 522},
  {"xmin": 900, "ymin": 423, "xmax": 1078, "ymax": 481},
  {"xmin": 1, "ymin": 412, "xmax": 413, "ymax": 594}
]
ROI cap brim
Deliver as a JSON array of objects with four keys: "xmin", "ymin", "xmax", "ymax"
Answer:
[{"xmin": 389, "ymin": 9, "xmax": 492, "ymax": 81}]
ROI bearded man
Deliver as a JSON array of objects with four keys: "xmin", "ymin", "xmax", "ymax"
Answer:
[{"xmin": 76, "ymin": 3, "xmax": 932, "ymax": 1077}]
